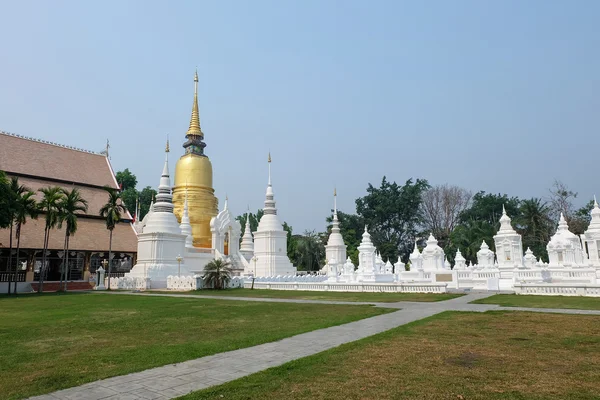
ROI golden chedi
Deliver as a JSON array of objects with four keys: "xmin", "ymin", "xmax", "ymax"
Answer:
[{"xmin": 172, "ymin": 71, "xmax": 218, "ymax": 248}]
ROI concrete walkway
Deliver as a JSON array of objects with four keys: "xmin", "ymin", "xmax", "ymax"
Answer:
[{"xmin": 29, "ymin": 292, "xmax": 600, "ymax": 400}]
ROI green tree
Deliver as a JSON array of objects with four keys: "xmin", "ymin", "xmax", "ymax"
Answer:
[
  {"xmin": 37, "ymin": 187, "xmax": 65, "ymax": 293},
  {"xmin": 447, "ymin": 220, "xmax": 496, "ymax": 265},
  {"xmin": 235, "ymin": 209, "xmax": 264, "ymax": 237},
  {"xmin": 0, "ymin": 171, "xmax": 11, "ymax": 229},
  {"xmin": 138, "ymin": 186, "xmax": 157, "ymax": 220},
  {"xmin": 458, "ymin": 191, "xmax": 521, "ymax": 226},
  {"xmin": 58, "ymin": 188, "xmax": 88, "ymax": 291},
  {"xmin": 115, "ymin": 168, "xmax": 137, "ymax": 191},
  {"xmin": 11, "ymin": 189, "xmax": 39, "ymax": 294},
  {"xmin": 292, "ymin": 230, "xmax": 326, "ymax": 271},
  {"xmin": 516, "ymin": 198, "xmax": 554, "ymax": 261},
  {"xmin": 5, "ymin": 177, "xmax": 23, "ymax": 294},
  {"xmin": 121, "ymin": 187, "xmax": 138, "ymax": 218},
  {"xmin": 99, "ymin": 187, "xmax": 126, "ymax": 290},
  {"xmin": 202, "ymin": 258, "xmax": 232, "ymax": 289},
  {"xmin": 569, "ymin": 199, "xmax": 595, "ymax": 235},
  {"xmin": 355, "ymin": 177, "xmax": 430, "ymax": 262}
]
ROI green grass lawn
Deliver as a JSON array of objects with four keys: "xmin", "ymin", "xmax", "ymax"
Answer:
[
  {"xmin": 158, "ymin": 288, "xmax": 463, "ymax": 302},
  {"xmin": 179, "ymin": 311, "xmax": 600, "ymax": 400},
  {"xmin": 472, "ymin": 294, "xmax": 600, "ymax": 310},
  {"xmin": 0, "ymin": 292, "xmax": 392, "ymax": 400}
]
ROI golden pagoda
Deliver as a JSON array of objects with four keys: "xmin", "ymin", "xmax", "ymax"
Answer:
[{"xmin": 172, "ymin": 71, "xmax": 219, "ymax": 248}]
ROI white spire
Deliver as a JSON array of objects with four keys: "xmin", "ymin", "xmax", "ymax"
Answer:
[
  {"xmin": 180, "ymin": 187, "xmax": 193, "ymax": 247},
  {"xmin": 268, "ymin": 152, "xmax": 272, "ymax": 186},
  {"xmin": 240, "ymin": 208, "xmax": 254, "ymax": 253}
]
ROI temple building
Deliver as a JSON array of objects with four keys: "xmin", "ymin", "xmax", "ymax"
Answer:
[{"xmin": 0, "ymin": 131, "xmax": 137, "ymax": 288}]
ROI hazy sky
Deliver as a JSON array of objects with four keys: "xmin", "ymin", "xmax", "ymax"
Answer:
[{"xmin": 1, "ymin": 1, "xmax": 599, "ymax": 233}]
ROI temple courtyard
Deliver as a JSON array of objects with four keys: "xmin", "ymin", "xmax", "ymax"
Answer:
[{"xmin": 1, "ymin": 291, "xmax": 599, "ymax": 400}]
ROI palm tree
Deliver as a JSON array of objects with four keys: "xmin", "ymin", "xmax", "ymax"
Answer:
[
  {"xmin": 12, "ymin": 189, "xmax": 39, "ymax": 294},
  {"xmin": 0, "ymin": 171, "xmax": 10, "ymax": 229},
  {"xmin": 99, "ymin": 187, "xmax": 126, "ymax": 290},
  {"xmin": 37, "ymin": 187, "xmax": 65, "ymax": 293},
  {"xmin": 5, "ymin": 177, "xmax": 27, "ymax": 294},
  {"xmin": 203, "ymin": 258, "xmax": 232, "ymax": 290},
  {"xmin": 58, "ymin": 188, "xmax": 88, "ymax": 291},
  {"xmin": 517, "ymin": 198, "xmax": 553, "ymax": 262}
]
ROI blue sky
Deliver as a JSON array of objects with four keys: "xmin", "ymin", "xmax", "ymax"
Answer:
[{"xmin": 1, "ymin": 0, "xmax": 599, "ymax": 232}]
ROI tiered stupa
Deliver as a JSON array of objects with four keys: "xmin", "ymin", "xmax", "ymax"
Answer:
[
  {"xmin": 252, "ymin": 154, "xmax": 296, "ymax": 276},
  {"xmin": 324, "ymin": 188, "xmax": 347, "ymax": 273},
  {"xmin": 172, "ymin": 71, "xmax": 219, "ymax": 248}
]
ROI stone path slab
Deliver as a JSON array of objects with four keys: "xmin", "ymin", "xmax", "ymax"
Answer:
[{"xmin": 28, "ymin": 292, "xmax": 600, "ymax": 400}]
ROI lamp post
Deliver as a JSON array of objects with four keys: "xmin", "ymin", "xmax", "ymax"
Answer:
[
  {"xmin": 250, "ymin": 256, "xmax": 257, "ymax": 290},
  {"xmin": 176, "ymin": 255, "xmax": 183, "ymax": 277},
  {"xmin": 101, "ymin": 259, "xmax": 110, "ymax": 290}
]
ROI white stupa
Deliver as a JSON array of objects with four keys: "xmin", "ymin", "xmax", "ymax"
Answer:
[
  {"xmin": 179, "ymin": 188, "xmax": 194, "ymax": 248},
  {"xmin": 493, "ymin": 206, "xmax": 524, "ymax": 269},
  {"xmin": 547, "ymin": 213, "xmax": 585, "ymax": 268},
  {"xmin": 409, "ymin": 241, "xmax": 423, "ymax": 270},
  {"xmin": 128, "ymin": 143, "xmax": 190, "ymax": 287},
  {"xmin": 582, "ymin": 197, "xmax": 600, "ymax": 266},
  {"xmin": 421, "ymin": 234, "xmax": 446, "ymax": 271},
  {"xmin": 323, "ymin": 188, "xmax": 347, "ymax": 274},
  {"xmin": 252, "ymin": 154, "xmax": 296, "ymax": 276},
  {"xmin": 239, "ymin": 208, "xmax": 254, "ymax": 261},
  {"xmin": 476, "ymin": 241, "xmax": 495, "ymax": 269}
]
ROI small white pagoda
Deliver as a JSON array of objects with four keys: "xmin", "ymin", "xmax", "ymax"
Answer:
[
  {"xmin": 252, "ymin": 154, "xmax": 296, "ymax": 277},
  {"xmin": 547, "ymin": 213, "xmax": 586, "ymax": 268}
]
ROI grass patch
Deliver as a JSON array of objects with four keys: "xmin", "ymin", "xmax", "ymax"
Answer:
[
  {"xmin": 0, "ymin": 292, "xmax": 391, "ymax": 400},
  {"xmin": 159, "ymin": 288, "xmax": 463, "ymax": 302},
  {"xmin": 472, "ymin": 294, "xmax": 600, "ymax": 310},
  {"xmin": 179, "ymin": 311, "xmax": 600, "ymax": 400}
]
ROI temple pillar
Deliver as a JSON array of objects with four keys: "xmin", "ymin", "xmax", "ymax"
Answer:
[
  {"xmin": 83, "ymin": 252, "xmax": 92, "ymax": 281},
  {"xmin": 25, "ymin": 251, "xmax": 35, "ymax": 282}
]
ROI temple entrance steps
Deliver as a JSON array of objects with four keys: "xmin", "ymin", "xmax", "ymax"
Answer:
[{"xmin": 30, "ymin": 281, "xmax": 93, "ymax": 292}]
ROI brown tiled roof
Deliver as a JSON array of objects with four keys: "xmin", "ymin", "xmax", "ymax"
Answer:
[
  {"xmin": 12, "ymin": 176, "xmax": 115, "ymax": 216},
  {"xmin": 0, "ymin": 131, "xmax": 118, "ymax": 188},
  {"xmin": 0, "ymin": 218, "xmax": 137, "ymax": 253}
]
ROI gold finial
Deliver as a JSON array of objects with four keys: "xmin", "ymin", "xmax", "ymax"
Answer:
[
  {"xmin": 186, "ymin": 70, "xmax": 203, "ymax": 138},
  {"xmin": 268, "ymin": 152, "xmax": 271, "ymax": 163},
  {"xmin": 334, "ymin": 187, "xmax": 337, "ymax": 196},
  {"xmin": 165, "ymin": 137, "xmax": 170, "ymax": 153}
]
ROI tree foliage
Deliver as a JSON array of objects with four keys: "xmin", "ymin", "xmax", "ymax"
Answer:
[
  {"xmin": 116, "ymin": 168, "xmax": 137, "ymax": 191},
  {"xmin": 290, "ymin": 230, "xmax": 325, "ymax": 271},
  {"xmin": 355, "ymin": 177, "xmax": 429, "ymax": 263}
]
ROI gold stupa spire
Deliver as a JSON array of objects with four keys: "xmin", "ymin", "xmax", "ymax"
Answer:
[
  {"xmin": 186, "ymin": 69, "xmax": 203, "ymax": 138},
  {"xmin": 165, "ymin": 136, "xmax": 170, "ymax": 152}
]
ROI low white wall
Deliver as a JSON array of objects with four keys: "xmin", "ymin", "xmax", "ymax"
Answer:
[
  {"xmin": 243, "ymin": 281, "xmax": 447, "ymax": 293},
  {"xmin": 0, "ymin": 282, "xmax": 33, "ymax": 293},
  {"xmin": 514, "ymin": 283, "xmax": 600, "ymax": 297}
]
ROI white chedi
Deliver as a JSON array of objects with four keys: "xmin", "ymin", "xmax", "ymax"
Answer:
[
  {"xmin": 127, "ymin": 148, "xmax": 190, "ymax": 287},
  {"xmin": 179, "ymin": 189, "xmax": 193, "ymax": 248},
  {"xmin": 342, "ymin": 257, "xmax": 355, "ymax": 275},
  {"xmin": 547, "ymin": 213, "xmax": 586, "ymax": 268},
  {"xmin": 421, "ymin": 234, "xmax": 445, "ymax": 271},
  {"xmin": 477, "ymin": 241, "xmax": 495, "ymax": 269},
  {"xmin": 357, "ymin": 226, "xmax": 376, "ymax": 275},
  {"xmin": 323, "ymin": 189, "xmax": 347, "ymax": 274},
  {"xmin": 409, "ymin": 241, "xmax": 423, "ymax": 270},
  {"xmin": 493, "ymin": 205, "xmax": 524, "ymax": 269},
  {"xmin": 523, "ymin": 247, "xmax": 537, "ymax": 269},
  {"xmin": 239, "ymin": 209, "xmax": 254, "ymax": 261},
  {"xmin": 582, "ymin": 197, "xmax": 600, "ymax": 265},
  {"xmin": 453, "ymin": 249, "xmax": 467, "ymax": 270},
  {"xmin": 252, "ymin": 155, "xmax": 296, "ymax": 277}
]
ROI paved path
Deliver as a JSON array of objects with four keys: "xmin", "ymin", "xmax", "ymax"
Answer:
[{"xmin": 29, "ymin": 292, "xmax": 600, "ymax": 400}]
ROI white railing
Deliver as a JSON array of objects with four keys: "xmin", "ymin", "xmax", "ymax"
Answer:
[
  {"xmin": 167, "ymin": 275, "xmax": 197, "ymax": 291},
  {"xmin": 243, "ymin": 281, "xmax": 447, "ymax": 293},
  {"xmin": 514, "ymin": 283, "xmax": 600, "ymax": 297},
  {"xmin": 106, "ymin": 276, "xmax": 151, "ymax": 290}
]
